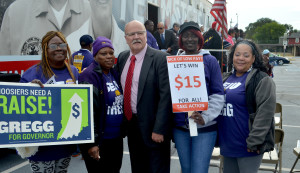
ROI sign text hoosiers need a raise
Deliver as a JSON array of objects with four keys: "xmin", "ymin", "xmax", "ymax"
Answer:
[{"xmin": 0, "ymin": 95, "xmax": 52, "ymax": 115}]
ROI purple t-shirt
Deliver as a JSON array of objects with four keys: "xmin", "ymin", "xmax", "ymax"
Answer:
[
  {"xmin": 72, "ymin": 49, "xmax": 94, "ymax": 71},
  {"xmin": 102, "ymin": 72, "xmax": 124, "ymax": 139},
  {"xmin": 218, "ymin": 72, "xmax": 258, "ymax": 157},
  {"xmin": 147, "ymin": 30, "xmax": 159, "ymax": 49},
  {"xmin": 20, "ymin": 64, "xmax": 79, "ymax": 84},
  {"xmin": 19, "ymin": 64, "xmax": 79, "ymax": 161}
]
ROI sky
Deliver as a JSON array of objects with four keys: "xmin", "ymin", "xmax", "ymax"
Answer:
[{"xmin": 208, "ymin": 0, "xmax": 300, "ymax": 31}]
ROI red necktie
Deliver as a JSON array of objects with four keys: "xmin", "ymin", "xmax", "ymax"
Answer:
[{"xmin": 124, "ymin": 55, "xmax": 136, "ymax": 120}]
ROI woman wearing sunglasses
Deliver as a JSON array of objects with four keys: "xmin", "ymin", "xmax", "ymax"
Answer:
[{"xmin": 19, "ymin": 31, "xmax": 78, "ymax": 172}]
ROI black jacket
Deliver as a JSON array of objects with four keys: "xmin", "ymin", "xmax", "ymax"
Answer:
[
  {"xmin": 153, "ymin": 29, "xmax": 179, "ymax": 55},
  {"xmin": 78, "ymin": 60, "xmax": 125, "ymax": 150},
  {"xmin": 116, "ymin": 46, "xmax": 172, "ymax": 147},
  {"xmin": 203, "ymin": 29, "xmax": 222, "ymax": 61}
]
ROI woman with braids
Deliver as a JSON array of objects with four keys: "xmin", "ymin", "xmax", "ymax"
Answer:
[
  {"xmin": 218, "ymin": 40, "xmax": 276, "ymax": 173},
  {"xmin": 19, "ymin": 31, "xmax": 78, "ymax": 172}
]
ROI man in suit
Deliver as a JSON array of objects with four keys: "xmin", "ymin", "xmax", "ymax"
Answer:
[
  {"xmin": 153, "ymin": 22, "xmax": 179, "ymax": 55},
  {"xmin": 116, "ymin": 20, "xmax": 172, "ymax": 173},
  {"xmin": 169, "ymin": 22, "xmax": 180, "ymax": 37}
]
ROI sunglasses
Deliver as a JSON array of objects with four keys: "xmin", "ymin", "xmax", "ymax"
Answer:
[
  {"xmin": 157, "ymin": 28, "xmax": 164, "ymax": 30},
  {"xmin": 48, "ymin": 43, "xmax": 68, "ymax": 50}
]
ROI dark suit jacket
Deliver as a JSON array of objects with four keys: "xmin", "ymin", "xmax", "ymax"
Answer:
[
  {"xmin": 116, "ymin": 46, "xmax": 172, "ymax": 147},
  {"xmin": 153, "ymin": 30, "xmax": 178, "ymax": 55}
]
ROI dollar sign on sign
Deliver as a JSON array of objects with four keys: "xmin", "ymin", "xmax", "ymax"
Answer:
[
  {"xmin": 175, "ymin": 74, "xmax": 183, "ymax": 91},
  {"xmin": 72, "ymin": 103, "xmax": 80, "ymax": 119}
]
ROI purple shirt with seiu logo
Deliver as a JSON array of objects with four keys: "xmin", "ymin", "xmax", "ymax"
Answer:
[
  {"xmin": 218, "ymin": 72, "xmax": 258, "ymax": 157},
  {"xmin": 102, "ymin": 72, "xmax": 124, "ymax": 139},
  {"xmin": 19, "ymin": 64, "xmax": 79, "ymax": 161}
]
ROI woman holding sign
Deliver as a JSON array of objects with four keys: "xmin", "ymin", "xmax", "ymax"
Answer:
[
  {"xmin": 218, "ymin": 40, "xmax": 276, "ymax": 173},
  {"xmin": 78, "ymin": 36, "xmax": 124, "ymax": 173},
  {"xmin": 19, "ymin": 31, "xmax": 79, "ymax": 172},
  {"xmin": 172, "ymin": 21, "xmax": 224, "ymax": 173}
]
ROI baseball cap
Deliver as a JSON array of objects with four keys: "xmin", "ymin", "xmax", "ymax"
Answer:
[
  {"xmin": 79, "ymin": 35, "xmax": 93, "ymax": 47},
  {"xmin": 179, "ymin": 21, "xmax": 200, "ymax": 34},
  {"xmin": 262, "ymin": 49, "xmax": 270, "ymax": 55}
]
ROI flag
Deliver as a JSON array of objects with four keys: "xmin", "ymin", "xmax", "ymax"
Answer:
[{"xmin": 210, "ymin": 0, "xmax": 228, "ymax": 39}]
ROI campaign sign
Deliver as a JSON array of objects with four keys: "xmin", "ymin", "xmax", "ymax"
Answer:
[
  {"xmin": 167, "ymin": 55, "xmax": 208, "ymax": 112},
  {"xmin": 0, "ymin": 82, "xmax": 94, "ymax": 148}
]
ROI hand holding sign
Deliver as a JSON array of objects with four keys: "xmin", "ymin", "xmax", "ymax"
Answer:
[
  {"xmin": 190, "ymin": 111, "xmax": 205, "ymax": 125},
  {"xmin": 167, "ymin": 55, "xmax": 208, "ymax": 136},
  {"xmin": 167, "ymin": 55, "xmax": 208, "ymax": 113}
]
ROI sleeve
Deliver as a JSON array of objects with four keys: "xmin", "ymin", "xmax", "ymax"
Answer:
[
  {"xmin": 246, "ymin": 76, "xmax": 276, "ymax": 150},
  {"xmin": 201, "ymin": 56, "xmax": 225, "ymax": 124},
  {"xmin": 19, "ymin": 67, "xmax": 36, "ymax": 83},
  {"xmin": 19, "ymin": 76, "xmax": 31, "ymax": 83},
  {"xmin": 150, "ymin": 34, "xmax": 159, "ymax": 50},
  {"xmin": 78, "ymin": 80, "xmax": 101, "ymax": 151},
  {"xmin": 153, "ymin": 53, "xmax": 172, "ymax": 136}
]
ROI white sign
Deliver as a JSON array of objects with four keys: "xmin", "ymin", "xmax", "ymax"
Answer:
[
  {"xmin": 167, "ymin": 55, "xmax": 208, "ymax": 113},
  {"xmin": 283, "ymin": 40, "xmax": 288, "ymax": 46},
  {"xmin": 167, "ymin": 55, "xmax": 209, "ymax": 136}
]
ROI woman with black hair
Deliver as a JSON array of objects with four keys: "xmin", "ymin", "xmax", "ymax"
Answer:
[{"xmin": 218, "ymin": 40, "xmax": 276, "ymax": 173}]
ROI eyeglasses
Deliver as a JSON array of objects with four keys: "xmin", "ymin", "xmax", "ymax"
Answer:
[
  {"xmin": 157, "ymin": 28, "xmax": 164, "ymax": 30},
  {"xmin": 48, "ymin": 43, "xmax": 68, "ymax": 50},
  {"xmin": 125, "ymin": 31, "xmax": 146, "ymax": 37}
]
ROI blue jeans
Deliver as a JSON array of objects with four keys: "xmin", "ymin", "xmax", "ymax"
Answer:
[{"xmin": 173, "ymin": 128, "xmax": 217, "ymax": 173}]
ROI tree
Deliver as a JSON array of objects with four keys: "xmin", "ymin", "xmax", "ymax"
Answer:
[
  {"xmin": 245, "ymin": 18, "xmax": 275, "ymax": 39},
  {"xmin": 252, "ymin": 22, "xmax": 286, "ymax": 44},
  {"xmin": 245, "ymin": 18, "xmax": 296, "ymax": 44},
  {"xmin": 283, "ymin": 24, "xmax": 298, "ymax": 35}
]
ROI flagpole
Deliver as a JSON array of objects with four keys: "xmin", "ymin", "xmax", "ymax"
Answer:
[{"xmin": 221, "ymin": 14, "xmax": 224, "ymax": 73}]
